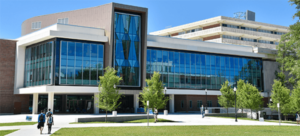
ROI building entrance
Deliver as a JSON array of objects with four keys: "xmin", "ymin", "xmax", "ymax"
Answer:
[{"xmin": 67, "ymin": 100, "xmax": 93, "ymax": 113}]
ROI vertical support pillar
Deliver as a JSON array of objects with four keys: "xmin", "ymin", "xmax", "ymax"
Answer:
[
  {"xmin": 94, "ymin": 93, "xmax": 99, "ymax": 114},
  {"xmin": 47, "ymin": 92, "xmax": 54, "ymax": 113},
  {"xmin": 32, "ymin": 93, "xmax": 39, "ymax": 114},
  {"xmin": 134, "ymin": 94, "xmax": 139, "ymax": 113},
  {"xmin": 169, "ymin": 94, "xmax": 174, "ymax": 113}
]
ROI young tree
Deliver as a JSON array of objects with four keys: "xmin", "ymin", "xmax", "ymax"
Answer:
[
  {"xmin": 269, "ymin": 80, "xmax": 291, "ymax": 121},
  {"xmin": 290, "ymin": 81, "xmax": 300, "ymax": 113},
  {"xmin": 94, "ymin": 67, "xmax": 123, "ymax": 122},
  {"xmin": 247, "ymin": 84, "xmax": 263, "ymax": 119},
  {"xmin": 140, "ymin": 72, "xmax": 169, "ymax": 120},
  {"xmin": 236, "ymin": 79, "xmax": 247, "ymax": 118},
  {"xmin": 218, "ymin": 80, "xmax": 234, "ymax": 116}
]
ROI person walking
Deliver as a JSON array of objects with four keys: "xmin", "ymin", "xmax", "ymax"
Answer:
[
  {"xmin": 201, "ymin": 105, "xmax": 205, "ymax": 118},
  {"xmin": 38, "ymin": 110, "xmax": 46, "ymax": 134},
  {"xmin": 47, "ymin": 113, "xmax": 54, "ymax": 134},
  {"xmin": 296, "ymin": 112, "xmax": 300, "ymax": 125},
  {"xmin": 154, "ymin": 108, "xmax": 158, "ymax": 123},
  {"xmin": 46, "ymin": 109, "xmax": 53, "ymax": 118}
]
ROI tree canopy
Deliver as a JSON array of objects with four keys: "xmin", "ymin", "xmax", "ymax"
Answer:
[
  {"xmin": 95, "ymin": 67, "xmax": 123, "ymax": 122},
  {"xmin": 218, "ymin": 80, "xmax": 234, "ymax": 116},
  {"xmin": 140, "ymin": 72, "xmax": 169, "ymax": 113}
]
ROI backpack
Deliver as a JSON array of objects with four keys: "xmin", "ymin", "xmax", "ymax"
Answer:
[
  {"xmin": 39, "ymin": 114, "xmax": 44, "ymax": 122},
  {"xmin": 46, "ymin": 112, "xmax": 51, "ymax": 117},
  {"xmin": 48, "ymin": 117, "xmax": 53, "ymax": 124}
]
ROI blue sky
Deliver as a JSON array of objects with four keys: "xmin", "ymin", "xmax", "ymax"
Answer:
[{"xmin": 0, "ymin": 0, "xmax": 297, "ymax": 39}]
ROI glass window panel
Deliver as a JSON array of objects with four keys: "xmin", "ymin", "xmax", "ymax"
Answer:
[
  {"xmin": 196, "ymin": 54, "xmax": 201, "ymax": 75},
  {"xmin": 174, "ymin": 52, "xmax": 180, "ymax": 73},
  {"xmin": 191, "ymin": 54, "xmax": 196, "ymax": 75},
  {"xmin": 151, "ymin": 50, "xmax": 157, "ymax": 72},
  {"xmin": 168, "ymin": 51, "xmax": 174, "ymax": 73},
  {"xmin": 157, "ymin": 50, "xmax": 162, "ymax": 72},
  {"xmin": 186, "ymin": 53, "xmax": 190, "ymax": 74},
  {"xmin": 180, "ymin": 53, "xmax": 185, "ymax": 74}
]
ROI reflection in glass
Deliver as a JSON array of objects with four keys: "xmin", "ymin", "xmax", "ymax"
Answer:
[
  {"xmin": 114, "ymin": 12, "xmax": 141, "ymax": 86},
  {"xmin": 146, "ymin": 49, "xmax": 263, "ymax": 91},
  {"xmin": 24, "ymin": 41, "xmax": 53, "ymax": 87},
  {"xmin": 59, "ymin": 41, "xmax": 103, "ymax": 85}
]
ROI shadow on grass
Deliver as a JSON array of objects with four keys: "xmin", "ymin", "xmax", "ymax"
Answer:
[{"xmin": 70, "ymin": 119, "xmax": 176, "ymax": 124}]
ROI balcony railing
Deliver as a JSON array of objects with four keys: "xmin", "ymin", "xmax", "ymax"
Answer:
[
  {"xmin": 222, "ymin": 27, "xmax": 281, "ymax": 39},
  {"xmin": 221, "ymin": 38, "xmax": 277, "ymax": 49},
  {"xmin": 173, "ymin": 26, "xmax": 281, "ymax": 40},
  {"xmin": 173, "ymin": 27, "xmax": 221, "ymax": 39}
]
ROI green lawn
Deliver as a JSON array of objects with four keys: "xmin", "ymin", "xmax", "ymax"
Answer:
[
  {"xmin": 0, "ymin": 122, "xmax": 37, "ymax": 127},
  {"xmin": 265, "ymin": 120, "xmax": 298, "ymax": 124},
  {"xmin": 52, "ymin": 126, "xmax": 300, "ymax": 136},
  {"xmin": 211, "ymin": 116, "xmax": 299, "ymax": 125},
  {"xmin": 0, "ymin": 130, "xmax": 18, "ymax": 136},
  {"xmin": 70, "ymin": 119, "xmax": 174, "ymax": 124}
]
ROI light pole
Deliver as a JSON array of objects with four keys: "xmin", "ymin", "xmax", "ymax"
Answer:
[
  {"xmin": 234, "ymin": 87, "xmax": 237, "ymax": 122},
  {"xmin": 147, "ymin": 100, "xmax": 149, "ymax": 127},
  {"xmin": 277, "ymin": 103, "xmax": 281, "ymax": 126},
  {"xmin": 269, "ymin": 98, "xmax": 272, "ymax": 120},
  {"xmin": 164, "ymin": 87, "xmax": 167, "ymax": 110},
  {"xmin": 205, "ymin": 89, "xmax": 207, "ymax": 110}
]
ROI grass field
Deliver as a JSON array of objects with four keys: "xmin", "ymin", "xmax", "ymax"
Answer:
[
  {"xmin": 70, "ymin": 118, "xmax": 174, "ymax": 124},
  {"xmin": 211, "ymin": 116, "xmax": 299, "ymax": 124},
  {"xmin": 52, "ymin": 126, "xmax": 300, "ymax": 136},
  {"xmin": 0, "ymin": 130, "xmax": 18, "ymax": 136},
  {"xmin": 0, "ymin": 122, "xmax": 37, "ymax": 127}
]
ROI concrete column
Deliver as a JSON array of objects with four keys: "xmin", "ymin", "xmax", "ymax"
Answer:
[
  {"xmin": 47, "ymin": 92, "xmax": 54, "ymax": 113},
  {"xmin": 169, "ymin": 94, "xmax": 175, "ymax": 113},
  {"xmin": 94, "ymin": 93, "xmax": 99, "ymax": 114},
  {"xmin": 134, "ymin": 94, "xmax": 139, "ymax": 113},
  {"xmin": 32, "ymin": 93, "xmax": 39, "ymax": 114}
]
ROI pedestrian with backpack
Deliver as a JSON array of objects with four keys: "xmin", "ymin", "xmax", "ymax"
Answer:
[
  {"xmin": 46, "ymin": 109, "xmax": 53, "ymax": 118},
  {"xmin": 47, "ymin": 113, "xmax": 54, "ymax": 134},
  {"xmin": 37, "ymin": 110, "xmax": 46, "ymax": 134}
]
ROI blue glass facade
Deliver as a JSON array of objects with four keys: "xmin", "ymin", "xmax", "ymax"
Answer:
[
  {"xmin": 24, "ymin": 41, "xmax": 53, "ymax": 87},
  {"xmin": 114, "ymin": 12, "xmax": 141, "ymax": 87},
  {"xmin": 59, "ymin": 40, "xmax": 104, "ymax": 85},
  {"xmin": 146, "ymin": 48, "xmax": 263, "ymax": 90}
]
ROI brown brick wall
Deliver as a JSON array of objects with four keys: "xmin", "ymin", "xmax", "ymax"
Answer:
[
  {"xmin": 0, "ymin": 39, "xmax": 30, "ymax": 114},
  {"xmin": 203, "ymin": 35, "xmax": 220, "ymax": 41},
  {"xmin": 203, "ymin": 23, "xmax": 220, "ymax": 30},
  {"xmin": 171, "ymin": 33, "xmax": 178, "ymax": 36},
  {"xmin": 174, "ymin": 95, "xmax": 219, "ymax": 112}
]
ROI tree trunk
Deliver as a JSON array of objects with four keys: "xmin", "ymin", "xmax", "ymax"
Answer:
[
  {"xmin": 251, "ymin": 109, "xmax": 252, "ymax": 119},
  {"xmin": 242, "ymin": 108, "xmax": 244, "ymax": 118},
  {"xmin": 285, "ymin": 115, "xmax": 287, "ymax": 121},
  {"xmin": 105, "ymin": 110, "xmax": 107, "ymax": 122},
  {"xmin": 227, "ymin": 107, "xmax": 228, "ymax": 117}
]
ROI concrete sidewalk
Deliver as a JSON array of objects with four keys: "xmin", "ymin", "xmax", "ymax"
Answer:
[{"xmin": 0, "ymin": 114, "xmax": 298, "ymax": 136}]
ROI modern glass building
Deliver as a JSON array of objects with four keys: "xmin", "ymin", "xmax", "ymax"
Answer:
[
  {"xmin": 146, "ymin": 48, "xmax": 263, "ymax": 90},
  {"xmin": 2, "ymin": 3, "xmax": 281, "ymax": 115}
]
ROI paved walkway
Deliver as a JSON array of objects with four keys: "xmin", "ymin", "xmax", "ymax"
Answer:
[{"xmin": 0, "ymin": 113, "xmax": 298, "ymax": 136}]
